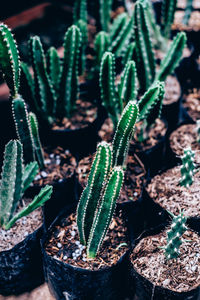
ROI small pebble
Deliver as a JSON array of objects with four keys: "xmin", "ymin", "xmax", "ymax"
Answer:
[
  {"xmin": 71, "ymin": 231, "xmax": 75, "ymax": 237},
  {"xmin": 134, "ymin": 192, "xmax": 138, "ymax": 197},
  {"xmin": 44, "ymin": 159, "xmax": 51, "ymax": 164},
  {"xmin": 57, "ymin": 242, "xmax": 62, "ymax": 249},
  {"xmin": 41, "ymin": 171, "xmax": 48, "ymax": 177},
  {"xmin": 63, "ymin": 255, "xmax": 68, "ymax": 260},
  {"xmin": 163, "ymin": 279, "xmax": 170, "ymax": 286},
  {"xmin": 50, "ymin": 154, "xmax": 54, "ymax": 158}
]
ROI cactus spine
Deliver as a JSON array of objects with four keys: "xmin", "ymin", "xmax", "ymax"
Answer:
[
  {"xmin": 161, "ymin": 0, "xmax": 177, "ymax": 39},
  {"xmin": 58, "ymin": 25, "xmax": 81, "ymax": 118},
  {"xmin": 180, "ymin": 148, "xmax": 196, "ymax": 188},
  {"xmin": 99, "ymin": 0, "xmax": 113, "ymax": 32},
  {"xmin": 87, "ymin": 166, "xmax": 124, "ymax": 258},
  {"xmin": 77, "ymin": 142, "xmax": 112, "ymax": 245},
  {"xmin": 112, "ymin": 101, "xmax": 139, "ymax": 167},
  {"xmin": 0, "ymin": 23, "xmax": 20, "ymax": 97},
  {"xmin": 164, "ymin": 211, "xmax": 187, "ymax": 260}
]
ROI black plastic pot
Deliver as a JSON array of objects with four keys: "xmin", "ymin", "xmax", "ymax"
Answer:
[
  {"xmin": 0, "ymin": 226, "xmax": 44, "ymax": 296},
  {"xmin": 41, "ymin": 208, "xmax": 132, "ymax": 300}
]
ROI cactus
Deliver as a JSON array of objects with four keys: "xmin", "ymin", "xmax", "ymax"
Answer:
[
  {"xmin": 0, "ymin": 140, "xmax": 51, "ymax": 230},
  {"xmin": 156, "ymin": 32, "xmax": 187, "ymax": 82},
  {"xmin": 87, "ymin": 166, "xmax": 124, "ymax": 258},
  {"xmin": 180, "ymin": 148, "xmax": 196, "ymax": 188},
  {"xmin": 112, "ymin": 101, "xmax": 139, "ymax": 167},
  {"xmin": 161, "ymin": 0, "xmax": 177, "ymax": 39},
  {"xmin": 77, "ymin": 141, "xmax": 112, "ymax": 245},
  {"xmin": 0, "ymin": 23, "xmax": 20, "ymax": 97},
  {"xmin": 118, "ymin": 60, "xmax": 137, "ymax": 106},
  {"xmin": 99, "ymin": 0, "xmax": 113, "ymax": 32},
  {"xmin": 76, "ymin": 19, "xmax": 88, "ymax": 75},
  {"xmin": 134, "ymin": 1, "xmax": 156, "ymax": 92},
  {"xmin": 29, "ymin": 112, "xmax": 45, "ymax": 169},
  {"xmin": 163, "ymin": 211, "xmax": 187, "ymax": 260},
  {"xmin": 122, "ymin": 42, "xmax": 136, "ymax": 67},
  {"xmin": 12, "ymin": 97, "xmax": 35, "ymax": 164},
  {"xmin": 73, "ymin": 0, "xmax": 87, "ymax": 23},
  {"xmin": 182, "ymin": 0, "xmax": 193, "ymax": 25},
  {"xmin": 58, "ymin": 25, "xmax": 81, "ymax": 118},
  {"xmin": 46, "ymin": 47, "xmax": 61, "ymax": 93},
  {"xmin": 94, "ymin": 31, "xmax": 110, "ymax": 66},
  {"xmin": 196, "ymin": 120, "xmax": 200, "ymax": 144},
  {"xmin": 109, "ymin": 13, "xmax": 128, "ymax": 42}
]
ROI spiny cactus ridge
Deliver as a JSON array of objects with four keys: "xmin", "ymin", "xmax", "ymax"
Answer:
[
  {"xmin": 99, "ymin": 0, "xmax": 113, "ymax": 32},
  {"xmin": 161, "ymin": 0, "xmax": 177, "ymax": 39},
  {"xmin": 94, "ymin": 31, "xmax": 110, "ymax": 66},
  {"xmin": 46, "ymin": 47, "xmax": 61, "ymax": 93},
  {"xmin": 76, "ymin": 19, "xmax": 88, "ymax": 75},
  {"xmin": 73, "ymin": 0, "xmax": 87, "ymax": 23},
  {"xmin": 180, "ymin": 148, "xmax": 196, "ymax": 188},
  {"xmin": 164, "ymin": 211, "xmax": 187, "ymax": 260},
  {"xmin": 122, "ymin": 42, "xmax": 136, "ymax": 67}
]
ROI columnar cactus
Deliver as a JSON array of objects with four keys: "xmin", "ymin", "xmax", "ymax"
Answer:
[
  {"xmin": 73, "ymin": 0, "xmax": 87, "ymax": 23},
  {"xmin": 0, "ymin": 140, "xmax": 52, "ymax": 230},
  {"xmin": 161, "ymin": 0, "xmax": 177, "ymax": 39},
  {"xmin": 180, "ymin": 148, "xmax": 196, "ymax": 188},
  {"xmin": 76, "ymin": 19, "xmax": 88, "ymax": 75},
  {"xmin": 99, "ymin": 0, "xmax": 113, "ymax": 32},
  {"xmin": 94, "ymin": 31, "xmax": 110, "ymax": 66},
  {"xmin": 46, "ymin": 47, "xmax": 61, "ymax": 93},
  {"xmin": 0, "ymin": 23, "xmax": 20, "ymax": 97},
  {"xmin": 77, "ymin": 141, "xmax": 124, "ymax": 258},
  {"xmin": 112, "ymin": 101, "xmax": 139, "ymax": 167},
  {"xmin": 164, "ymin": 211, "xmax": 187, "ymax": 260},
  {"xmin": 122, "ymin": 42, "xmax": 136, "ymax": 67}
]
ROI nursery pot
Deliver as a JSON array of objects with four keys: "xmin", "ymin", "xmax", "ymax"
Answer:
[
  {"xmin": 41, "ymin": 208, "xmax": 131, "ymax": 300},
  {"xmin": 0, "ymin": 226, "xmax": 44, "ymax": 296}
]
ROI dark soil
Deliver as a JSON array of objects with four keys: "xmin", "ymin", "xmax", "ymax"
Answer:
[{"xmin": 182, "ymin": 89, "xmax": 200, "ymax": 121}]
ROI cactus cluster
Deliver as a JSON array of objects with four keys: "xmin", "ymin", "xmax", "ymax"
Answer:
[
  {"xmin": 0, "ymin": 140, "xmax": 52, "ymax": 230},
  {"xmin": 163, "ymin": 211, "xmax": 187, "ymax": 260},
  {"xmin": 180, "ymin": 148, "xmax": 196, "ymax": 188},
  {"xmin": 133, "ymin": 1, "xmax": 186, "ymax": 92}
]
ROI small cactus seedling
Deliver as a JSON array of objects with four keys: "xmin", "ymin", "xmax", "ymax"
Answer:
[
  {"xmin": 163, "ymin": 211, "xmax": 187, "ymax": 260},
  {"xmin": 196, "ymin": 120, "xmax": 200, "ymax": 144},
  {"xmin": 77, "ymin": 141, "xmax": 124, "ymax": 258},
  {"xmin": 0, "ymin": 140, "xmax": 52, "ymax": 230},
  {"xmin": 180, "ymin": 148, "xmax": 196, "ymax": 188}
]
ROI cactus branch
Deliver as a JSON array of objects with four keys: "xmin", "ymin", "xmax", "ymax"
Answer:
[
  {"xmin": 99, "ymin": 0, "xmax": 113, "ymax": 32},
  {"xmin": 94, "ymin": 31, "xmax": 110, "ymax": 66},
  {"xmin": 46, "ymin": 47, "xmax": 61, "ymax": 93},
  {"xmin": 180, "ymin": 148, "xmax": 196, "ymax": 188},
  {"xmin": 22, "ymin": 161, "xmax": 39, "ymax": 193},
  {"xmin": 161, "ymin": 0, "xmax": 177, "ymax": 39}
]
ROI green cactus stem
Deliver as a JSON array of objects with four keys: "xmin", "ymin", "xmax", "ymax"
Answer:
[
  {"xmin": 134, "ymin": 1, "xmax": 156, "ymax": 92},
  {"xmin": 94, "ymin": 31, "xmax": 110, "ymax": 66},
  {"xmin": 161, "ymin": 0, "xmax": 177, "ymax": 39},
  {"xmin": 29, "ymin": 112, "xmax": 45, "ymax": 169},
  {"xmin": 180, "ymin": 148, "xmax": 196, "ymax": 188},
  {"xmin": 156, "ymin": 32, "xmax": 187, "ymax": 82},
  {"xmin": 118, "ymin": 60, "xmax": 137, "ymax": 106},
  {"xmin": 76, "ymin": 19, "xmax": 88, "ymax": 75},
  {"xmin": 112, "ymin": 101, "xmax": 139, "ymax": 167},
  {"xmin": 122, "ymin": 42, "xmax": 136, "ymax": 67},
  {"xmin": 58, "ymin": 25, "xmax": 81, "ymax": 118},
  {"xmin": 182, "ymin": 0, "xmax": 193, "ymax": 25},
  {"xmin": 87, "ymin": 166, "xmax": 124, "ymax": 258},
  {"xmin": 12, "ymin": 97, "xmax": 35, "ymax": 164},
  {"xmin": 99, "ymin": 0, "xmax": 113, "ymax": 32},
  {"xmin": 22, "ymin": 161, "xmax": 39, "ymax": 193},
  {"xmin": 0, "ymin": 23, "xmax": 20, "ymax": 97},
  {"xmin": 77, "ymin": 141, "xmax": 112, "ymax": 245},
  {"xmin": 46, "ymin": 47, "xmax": 61, "ymax": 93},
  {"xmin": 164, "ymin": 211, "xmax": 187, "ymax": 260},
  {"xmin": 73, "ymin": 0, "xmax": 87, "ymax": 23},
  {"xmin": 109, "ymin": 13, "xmax": 128, "ymax": 42}
]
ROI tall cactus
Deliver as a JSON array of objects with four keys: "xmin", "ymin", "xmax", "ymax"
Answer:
[
  {"xmin": 112, "ymin": 101, "xmax": 139, "ymax": 167},
  {"xmin": 161, "ymin": 0, "xmax": 177, "ymax": 39},
  {"xmin": 99, "ymin": 0, "xmax": 113, "ymax": 32},
  {"xmin": 76, "ymin": 19, "xmax": 88, "ymax": 75},
  {"xmin": 12, "ymin": 97, "xmax": 35, "ymax": 164},
  {"xmin": 122, "ymin": 42, "xmax": 136, "ymax": 67},
  {"xmin": 77, "ymin": 141, "xmax": 112, "ymax": 245},
  {"xmin": 134, "ymin": 1, "xmax": 156, "ymax": 92},
  {"xmin": 0, "ymin": 140, "xmax": 50, "ymax": 230},
  {"xmin": 73, "ymin": 0, "xmax": 87, "ymax": 23},
  {"xmin": 0, "ymin": 23, "xmax": 20, "ymax": 97},
  {"xmin": 164, "ymin": 211, "xmax": 187, "ymax": 260},
  {"xmin": 180, "ymin": 148, "xmax": 196, "ymax": 188},
  {"xmin": 87, "ymin": 166, "xmax": 124, "ymax": 258},
  {"xmin": 94, "ymin": 31, "xmax": 110, "ymax": 66},
  {"xmin": 58, "ymin": 25, "xmax": 81, "ymax": 118},
  {"xmin": 46, "ymin": 47, "xmax": 61, "ymax": 93}
]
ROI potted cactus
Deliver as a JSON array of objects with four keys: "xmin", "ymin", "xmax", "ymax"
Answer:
[
  {"xmin": 130, "ymin": 211, "xmax": 200, "ymax": 299},
  {"xmin": 42, "ymin": 141, "xmax": 132, "ymax": 299},
  {"xmin": 0, "ymin": 139, "xmax": 52, "ymax": 296}
]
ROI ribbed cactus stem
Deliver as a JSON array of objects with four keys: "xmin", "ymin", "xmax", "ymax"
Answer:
[
  {"xmin": 76, "ymin": 19, "xmax": 88, "ymax": 75},
  {"xmin": 118, "ymin": 60, "xmax": 137, "ymax": 107},
  {"xmin": 156, "ymin": 32, "xmax": 187, "ymax": 82},
  {"xmin": 94, "ymin": 31, "xmax": 110, "ymax": 66},
  {"xmin": 46, "ymin": 47, "xmax": 61, "ymax": 93},
  {"xmin": 87, "ymin": 166, "xmax": 124, "ymax": 258},
  {"xmin": 100, "ymin": 52, "xmax": 119, "ymax": 128},
  {"xmin": 164, "ymin": 211, "xmax": 187, "ymax": 260},
  {"xmin": 180, "ymin": 148, "xmax": 196, "ymax": 188},
  {"xmin": 59, "ymin": 25, "xmax": 81, "ymax": 118},
  {"xmin": 109, "ymin": 13, "xmax": 128, "ymax": 42},
  {"xmin": 122, "ymin": 42, "xmax": 136, "ymax": 67},
  {"xmin": 134, "ymin": 1, "xmax": 156, "ymax": 92},
  {"xmin": 12, "ymin": 97, "xmax": 35, "ymax": 164},
  {"xmin": 73, "ymin": 0, "xmax": 87, "ymax": 23},
  {"xmin": 99, "ymin": 0, "xmax": 113, "ymax": 32},
  {"xmin": 112, "ymin": 101, "xmax": 139, "ymax": 167},
  {"xmin": 29, "ymin": 112, "xmax": 45, "ymax": 169},
  {"xmin": 77, "ymin": 141, "xmax": 112, "ymax": 245},
  {"xmin": 0, "ymin": 23, "xmax": 20, "ymax": 97},
  {"xmin": 196, "ymin": 120, "xmax": 200, "ymax": 144},
  {"xmin": 161, "ymin": 0, "xmax": 177, "ymax": 39}
]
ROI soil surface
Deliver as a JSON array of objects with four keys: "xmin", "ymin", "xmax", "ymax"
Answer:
[
  {"xmin": 131, "ymin": 229, "xmax": 200, "ymax": 292},
  {"xmin": 182, "ymin": 89, "xmax": 200, "ymax": 121},
  {"xmin": 173, "ymin": 11, "xmax": 200, "ymax": 31},
  {"xmin": 163, "ymin": 75, "xmax": 181, "ymax": 105},
  {"xmin": 0, "ymin": 199, "xmax": 42, "ymax": 251},
  {"xmin": 147, "ymin": 166, "xmax": 200, "ymax": 217},
  {"xmin": 52, "ymin": 100, "xmax": 97, "ymax": 130},
  {"xmin": 77, "ymin": 152, "xmax": 146, "ymax": 203},
  {"xmin": 45, "ymin": 212, "xmax": 129, "ymax": 271},
  {"xmin": 170, "ymin": 124, "xmax": 200, "ymax": 163},
  {"xmin": 0, "ymin": 284, "xmax": 54, "ymax": 300},
  {"xmin": 33, "ymin": 147, "xmax": 76, "ymax": 186}
]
